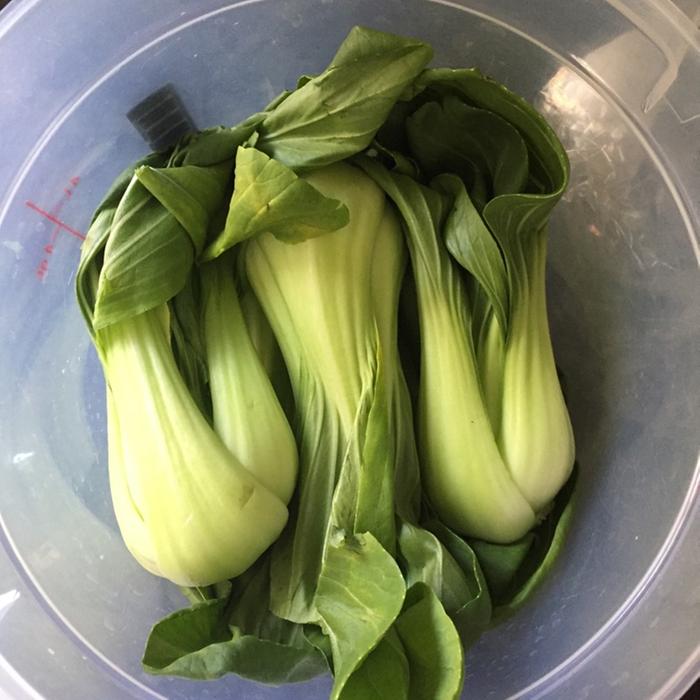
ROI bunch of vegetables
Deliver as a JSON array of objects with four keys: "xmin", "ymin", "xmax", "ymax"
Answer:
[{"xmin": 77, "ymin": 26, "xmax": 576, "ymax": 699}]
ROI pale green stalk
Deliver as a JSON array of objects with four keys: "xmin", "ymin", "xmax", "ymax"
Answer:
[
  {"xmin": 201, "ymin": 257, "xmax": 297, "ymax": 504},
  {"xmin": 498, "ymin": 229, "xmax": 575, "ymax": 512},
  {"xmin": 99, "ymin": 306, "xmax": 288, "ymax": 587},
  {"xmin": 245, "ymin": 162, "xmax": 398, "ymax": 623}
]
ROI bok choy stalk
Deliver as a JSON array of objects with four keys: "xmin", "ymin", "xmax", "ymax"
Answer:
[
  {"xmin": 76, "ymin": 134, "xmax": 298, "ymax": 587},
  {"xmin": 497, "ymin": 224, "xmax": 575, "ymax": 512},
  {"xmin": 359, "ymin": 67, "xmax": 575, "ymax": 542},
  {"xmin": 245, "ymin": 161, "xmax": 399, "ymax": 614},
  {"xmin": 359, "ymin": 159, "xmax": 537, "ymax": 543},
  {"xmin": 412, "ymin": 71, "xmax": 575, "ymax": 517},
  {"xmin": 239, "ymin": 281, "xmax": 296, "ymax": 422},
  {"xmin": 371, "ymin": 205, "xmax": 422, "ymax": 521},
  {"xmin": 99, "ymin": 305, "xmax": 289, "ymax": 586},
  {"xmin": 201, "ymin": 255, "xmax": 297, "ymax": 503},
  {"xmin": 245, "ymin": 161, "xmax": 411, "ymax": 697}
]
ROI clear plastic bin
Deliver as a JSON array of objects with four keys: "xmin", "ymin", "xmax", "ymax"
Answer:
[{"xmin": 0, "ymin": 1, "xmax": 698, "ymax": 698}]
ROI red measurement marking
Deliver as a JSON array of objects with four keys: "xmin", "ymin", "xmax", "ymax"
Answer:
[
  {"xmin": 27, "ymin": 176, "xmax": 83, "ymax": 280},
  {"xmin": 25, "ymin": 201, "xmax": 85, "ymax": 241},
  {"xmin": 36, "ymin": 259, "xmax": 49, "ymax": 280}
]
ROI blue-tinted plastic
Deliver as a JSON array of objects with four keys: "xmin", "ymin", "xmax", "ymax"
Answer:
[{"xmin": 0, "ymin": 1, "xmax": 698, "ymax": 698}]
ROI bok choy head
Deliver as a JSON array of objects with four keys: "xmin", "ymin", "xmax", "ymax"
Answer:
[
  {"xmin": 76, "ymin": 145, "xmax": 295, "ymax": 587},
  {"xmin": 360, "ymin": 67, "xmax": 574, "ymax": 542},
  {"xmin": 99, "ymin": 306, "xmax": 289, "ymax": 586}
]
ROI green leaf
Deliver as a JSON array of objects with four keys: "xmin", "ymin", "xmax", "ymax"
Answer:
[
  {"xmin": 432, "ymin": 173, "xmax": 509, "ymax": 333},
  {"xmin": 143, "ymin": 560, "xmax": 327, "ymax": 684},
  {"xmin": 395, "ymin": 583, "xmax": 464, "ymax": 700},
  {"xmin": 270, "ymin": 380, "xmax": 346, "ymax": 623},
  {"xmin": 257, "ymin": 26, "xmax": 432, "ymax": 169},
  {"xmin": 425, "ymin": 520, "xmax": 493, "ymax": 647},
  {"xmin": 304, "ymin": 624, "xmax": 333, "ymax": 669},
  {"xmin": 135, "ymin": 160, "xmax": 233, "ymax": 254},
  {"xmin": 227, "ymin": 558, "xmax": 306, "ymax": 644},
  {"xmin": 92, "ymin": 177, "xmax": 194, "ymax": 329},
  {"xmin": 399, "ymin": 69, "xmax": 571, "ymax": 293},
  {"xmin": 489, "ymin": 464, "xmax": 578, "ymax": 620},
  {"xmin": 374, "ymin": 98, "xmax": 414, "ymax": 154},
  {"xmin": 390, "ymin": 370, "xmax": 422, "ymax": 521},
  {"xmin": 407, "ymin": 68, "xmax": 569, "ymax": 196},
  {"xmin": 329, "ymin": 344, "xmax": 396, "ymax": 555},
  {"xmin": 264, "ymin": 90, "xmax": 295, "ymax": 111},
  {"xmin": 482, "ymin": 195, "xmax": 562, "ymax": 297},
  {"xmin": 469, "ymin": 534, "xmax": 535, "ymax": 604},
  {"xmin": 203, "ymin": 147, "xmax": 349, "ymax": 260},
  {"xmin": 398, "ymin": 521, "xmax": 475, "ymax": 618},
  {"xmin": 76, "ymin": 207, "xmax": 115, "ymax": 336},
  {"xmin": 407, "ymin": 97, "xmax": 529, "ymax": 202},
  {"xmin": 142, "ymin": 598, "xmax": 230, "ymax": 674},
  {"xmin": 142, "ymin": 600, "xmax": 326, "ymax": 683},
  {"xmin": 316, "ymin": 531, "xmax": 406, "ymax": 700},
  {"xmin": 94, "ymin": 152, "xmax": 170, "ymax": 220},
  {"xmin": 176, "ymin": 118, "xmax": 265, "ymax": 166},
  {"xmin": 188, "ymin": 632, "xmax": 326, "ymax": 684},
  {"xmin": 168, "ymin": 273, "xmax": 211, "ymax": 420},
  {"xmin": 340, "ymin": 629, "xmax": 409, "ymax": 700},
  {"xmin": 356, "ymin": 156, "xmax": 452, "ymax": 294},
  {"xmin": 404, "ymin": 69, "xmax": 570, "ymax": 294},
  {"xmin": 367, "ymin": 141, "xmax": 420, "ymax": 178},
  {"xmin": 398, "ymin": 521, "xmax": 443, "ymax": 596},
  {"xmin": 76, "ymin": 153, "xmax": 167, "ymax": 332}
]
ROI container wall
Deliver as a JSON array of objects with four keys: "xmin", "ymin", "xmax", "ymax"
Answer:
[{"xmin": 0, "ymin": 1, "xmax": 697, "ymax": 698}]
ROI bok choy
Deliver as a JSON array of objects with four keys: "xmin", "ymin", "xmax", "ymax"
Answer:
[{"xmin": 76, "ymin": 25, "xmax": 578, "ymax": 700}]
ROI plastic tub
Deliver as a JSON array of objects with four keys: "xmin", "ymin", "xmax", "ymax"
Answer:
[{"xmin": 0, "ymin": 1, "xmax": 698, "ymax": 698}]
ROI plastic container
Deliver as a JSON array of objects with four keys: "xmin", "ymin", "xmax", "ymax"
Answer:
[{"xmin": 0, "ymin": 0, "xmax": 698, "ymax": 697}]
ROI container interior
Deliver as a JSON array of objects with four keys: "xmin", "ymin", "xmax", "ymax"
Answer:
[{"xmin": 0, "ymin": 1, "xmax": 698, "ymax": 698}]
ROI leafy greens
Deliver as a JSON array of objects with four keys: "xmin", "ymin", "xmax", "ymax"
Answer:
[{"xmin": 76, "ymin": 25, "xmax": 577, "ymax": 699}]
